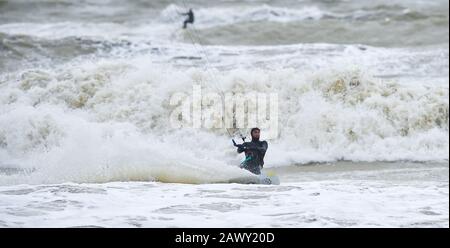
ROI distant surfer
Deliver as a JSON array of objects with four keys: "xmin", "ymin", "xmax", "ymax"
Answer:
[
  {"xmin": 180, "ymin": 8, "xmax": 194, "ymax": 29},
  {"xmin": 234, "ymin": 128, "xmax": 268, "ymax": 175}
]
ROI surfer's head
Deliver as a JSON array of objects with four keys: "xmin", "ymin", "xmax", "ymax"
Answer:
[{"xmin": 251, "ymin": 127, "xmax": 260, "ymax": 141}]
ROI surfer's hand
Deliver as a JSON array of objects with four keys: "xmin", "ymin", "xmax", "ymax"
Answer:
[{"xmin": 237, "ymin": 144, "xmax": 247, "ymax": 153}]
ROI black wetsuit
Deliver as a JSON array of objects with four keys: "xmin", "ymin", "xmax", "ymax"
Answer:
[
  {"xmin": 237, "ymin": 139, "xmax": 268, "ymax": 175},
  {"xmin": 182, "ymin": 10, "xmax": 194, "ymax": 29}
]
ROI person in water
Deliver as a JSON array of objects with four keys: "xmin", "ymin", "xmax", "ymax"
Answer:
[
  {"xmin": 236, "ymin": 128, "xmax": 268, "ymax": 175},
  {"xmin": 180, "ymin": 9, "xmax": 194, "ymax": 29}
]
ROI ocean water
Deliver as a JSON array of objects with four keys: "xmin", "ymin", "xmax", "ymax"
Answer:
[{"xmin": 0, "ymin": 0, "xmax": 448, "ymax": 227}]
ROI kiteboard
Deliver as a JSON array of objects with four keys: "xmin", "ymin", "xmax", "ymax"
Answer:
[{"xmin": 228, "ymin": 169, "xmax": 280, "ymax": 185}]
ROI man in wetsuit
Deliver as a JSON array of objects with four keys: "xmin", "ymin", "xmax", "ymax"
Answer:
[
  {"xmin": 236, "ymin": 128, "xmax": 268, "ymax": 175},
  {"xmin": 180, "ymin": 9, "xmax": 194, "ymax": 29}
]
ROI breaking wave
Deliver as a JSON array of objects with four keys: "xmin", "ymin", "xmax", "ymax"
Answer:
[{"xmin": 0, "ymin": 57, "xmax": 448, "ymax": 185}]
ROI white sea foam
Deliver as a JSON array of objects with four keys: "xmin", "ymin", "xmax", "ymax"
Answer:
[
  {"xmin": 0, "ymin": 54, "xmax": 447, "ymax": 185},
  {"xmin": 0, "ymin": 174, "xmax": 448, "ymax": 227}
]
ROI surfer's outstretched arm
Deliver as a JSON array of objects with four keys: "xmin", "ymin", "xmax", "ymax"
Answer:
[
  {"xmin": 243, "ymin": 142, "xmax": 267, "ymax": 153},
  {"xmin": 237, "ymin": 147, "xmax": 244, "ymax": 153},
  {"xmin": 237, "ymin": 144, "xmax": 246, "ymax": 153},
  {"xmin": 235, "ymin": 141, "xmax": 250, "ymax": 153}
]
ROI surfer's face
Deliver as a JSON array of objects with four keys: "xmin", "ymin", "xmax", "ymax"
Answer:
[{"xmin": 251, "ymin": 129, "xmax": 260, "ymax": 140}]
